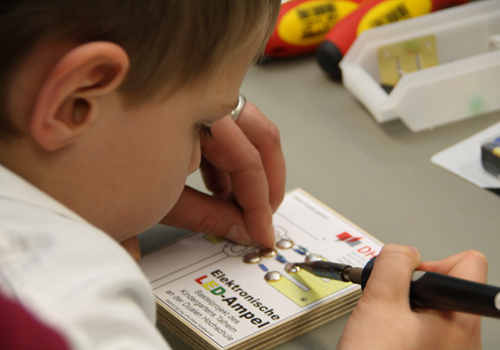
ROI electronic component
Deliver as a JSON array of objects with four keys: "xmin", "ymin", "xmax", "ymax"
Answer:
[
  {"xmin": 481, "ymin": 136, "xmax": 500, "ymax": 177},
  {"xmin": 377, "ymin": 35, "xmax": 438, "ymax": 93}
]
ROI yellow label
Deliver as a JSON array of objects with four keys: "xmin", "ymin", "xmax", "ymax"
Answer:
[
  {"xmin": 357, "ymin": 0, "xmax": 432, "ymax": 35},
  {"xmin": 493, "ymin": 147, "xmax": 500, "ymax": 158},
  {"xmin": 278, "ymin": 1, "xmax": 359, "ymax": 46},
  {"xmin": 378, "ymin": 35, "xmax": 438, "ymax": 87},
  {"xmin": 203, "ymin": 234, "xmax": 225, "ymax": 244},
  {"xmin": 267, "ymin": 269, "xmax": 348, "ymax": 307}
]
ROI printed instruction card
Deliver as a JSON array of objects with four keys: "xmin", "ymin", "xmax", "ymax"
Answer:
[{"xmin": 140, "ymin": 188, "xmax": 384, "ymax": 350}]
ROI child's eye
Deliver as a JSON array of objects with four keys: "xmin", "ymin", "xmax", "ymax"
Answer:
[{"xmin": 197, "ymin": 124, "xmax": 214, "ymax": 140}]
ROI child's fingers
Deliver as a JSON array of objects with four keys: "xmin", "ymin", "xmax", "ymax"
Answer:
[
  {"xmin": 200, "ymin": 117, "xmax": 275, "ymax": 248},
  {"xmin": 419, "ymin": 250, "xmax": 488, "ymax": 284},
  {"xmin": 194, "ymin": 100, "xmax": 285, "ymax": 247},
  {"xmin": 160, "ymin": 186, "xmax": 256, "ymax": 247},
  {"xmin": 233, "ymin": 101, "xmax": 286, "ymax": 213},
  {"xmin": 199, "ymin": 156, "xmax": 232, "ymax": 199},
  {"xmin": 119, "ymin": 236, "xmax": 141, "ymax": 262},
  {"xmin": 362, "ymin": 244, "xmax": 421, "ymax": 308}
]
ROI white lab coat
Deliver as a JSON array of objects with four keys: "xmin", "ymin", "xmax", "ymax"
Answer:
[{"xmin": 0, "ymin": 164, "xmax": 170, "ymax": 349}]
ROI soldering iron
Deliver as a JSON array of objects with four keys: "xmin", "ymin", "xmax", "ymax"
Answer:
[{"xmin": 294, "ymin": 258, "xmax": 500, "ymax": 318}]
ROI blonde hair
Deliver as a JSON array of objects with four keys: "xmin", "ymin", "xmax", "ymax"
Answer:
[{"xmin": 0, "ymin": 0, "xmax": 280, "ymax": 137}]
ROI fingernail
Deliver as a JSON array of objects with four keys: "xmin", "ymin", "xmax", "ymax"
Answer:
[
  {"xmin": 227, "ymin": 225, "xmax": 256, "ymax": 246},
  {"xmin": 405, "ymin": 245, "xmax": 419, "ymax": 253}
]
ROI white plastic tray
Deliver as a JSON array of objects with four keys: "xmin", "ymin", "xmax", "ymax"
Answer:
[{"xmin": 339, "ymin": 0, "xmax": 500, "ymax": 132}]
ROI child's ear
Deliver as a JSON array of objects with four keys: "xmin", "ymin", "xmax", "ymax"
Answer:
[{"xmin": 30, "ymin": 42, "xmax": 129, "ymax": 151}]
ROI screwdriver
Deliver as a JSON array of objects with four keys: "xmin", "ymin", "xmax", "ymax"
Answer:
[{"xmin": 294, "ymin": 258, "xmax": 500, "ymax": 318}]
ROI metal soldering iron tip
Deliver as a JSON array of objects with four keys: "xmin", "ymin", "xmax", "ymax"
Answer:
[{"xmin": 292, "ymin": 261, "xmax": 352, "ymax": 282}]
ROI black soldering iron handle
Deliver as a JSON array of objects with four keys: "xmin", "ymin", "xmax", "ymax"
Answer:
[{"xmin": 360, "ymin": 257, "xmax": 500, "ymax": 319}]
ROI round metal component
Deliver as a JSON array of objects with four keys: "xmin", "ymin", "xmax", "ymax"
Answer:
[
  {"xmin": 284, "ymin": 262, "xmax": 300, "ymax": 274},
  {"xmin": 276, "ymin": 237, "xmax": 294, "ymax": 250},
  {"xmin": 264, "ymin": 271, "xmax": 282, "ymax": 282},
  {"xmin": 259, "ymin": 247, "xmax": 277, "ymax": 258},
  {"xmin": 273, "ymin": 226, "xmax": 287, "ymax": 237},
  {"xmin": 305, "ymin": 253, "xmax": 323, "ymax": 262},
  {"xmin": 242, "ymin": 251, "xmax": 261, "ymax": 264}
]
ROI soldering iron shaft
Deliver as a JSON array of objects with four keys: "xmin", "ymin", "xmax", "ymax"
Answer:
[
  {"xmin": 293, "ymin": 259, "xmax": 500, "ymax": 319},
  {"xmin": 294, "ymin": 261, "xmax": 363, "ymax": 284}
]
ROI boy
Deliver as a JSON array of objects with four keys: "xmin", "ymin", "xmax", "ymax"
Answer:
[
  {"xmin": 0, "ymin": 1, "xmax": 284, "ymax": 348},
  {"xmin": 0, "ymin": 1, "xmax": 487, "ymax": 349}
]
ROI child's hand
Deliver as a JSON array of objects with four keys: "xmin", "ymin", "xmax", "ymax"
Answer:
[
  {"xmin": 338, "ymin": 244, "xmax": 486, "ymax": 350},
  {"xmin": 161, "ymin": 101, "xmax": 285, "ymax": 248},
  {"xmin": 120, "ymin": 236, "xmax": 141, "ymax": 262}
]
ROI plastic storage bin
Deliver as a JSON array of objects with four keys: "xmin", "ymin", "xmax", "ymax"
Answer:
[{"xmin": 339, "ymin": 0, "xmax": 500, "ymax": 132}]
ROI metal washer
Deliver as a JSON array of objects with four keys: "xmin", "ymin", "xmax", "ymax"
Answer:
[
  {"xmin": 243, "ymin": 251, "xmax": 261, "ymax": 264},
  {"xmin": 284, "ymin": 262, "xmax": 300, "ymax": 274},
  {"xmin": 264, "ymin": 271, "xmax": 282, "ymax": 282},
  {"xmin": 305, "ymin": 253, "xmax": 323, "ymax": 262},
  {"xmin": 276, "ymin": 237, "xmax": 294, "ymax": 250},
  {"xmin": 259, "ymin": 247, "xmax": 277, "ymax": 258}
]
